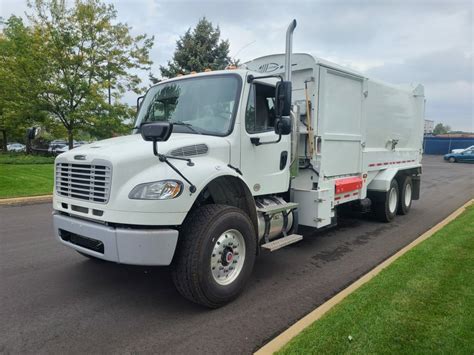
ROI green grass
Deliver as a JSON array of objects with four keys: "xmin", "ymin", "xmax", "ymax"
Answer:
[
  {"xmin": 279, "ymin": 205, "xmax": 474, "ymax": 355},
  {"xmin": 0, "ymin": 164, "xmax": 54, "ymax": 198},
  {"xmin": 0, "ymin": 153, "xmax": 55, "ymax": 164}
]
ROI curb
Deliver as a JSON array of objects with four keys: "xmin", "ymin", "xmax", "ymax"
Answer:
[
  {"xmin": 255, "ymin": 198, "xmax": 474, "ymax": 355},
  {"xmin": 0, "ymin": 195, "xmax": 53, "ymax": 206}
]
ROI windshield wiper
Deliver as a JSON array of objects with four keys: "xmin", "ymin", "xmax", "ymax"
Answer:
[{"xmin": 171, "ymin": 121, "xmax": 202, "ymax": 135}]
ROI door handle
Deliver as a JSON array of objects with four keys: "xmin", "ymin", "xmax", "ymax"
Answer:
[{"xmin": 250, "ymin": 135, "xmax": 282, "ymax": 146}]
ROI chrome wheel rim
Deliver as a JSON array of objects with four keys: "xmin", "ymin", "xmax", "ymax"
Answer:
[
  {"xmin": 388, "ymin": 187, "xmax": 398, "ymax": 214},
  {"xmin": 404, "ymin": 183, "xmax": 412, "ymax": 207},
  {"xmin": 210, "ymin": 229, "xmax": 246, "ymax": 286}
]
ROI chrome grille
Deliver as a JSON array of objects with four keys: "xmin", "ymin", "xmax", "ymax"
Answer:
[
  {"xmin": 56, "ymin": 163, "xmax": 112, "ymax": 203},
  {"xmin": 169, "ymin": 144, "xmax": 208, "ymax": 157}
]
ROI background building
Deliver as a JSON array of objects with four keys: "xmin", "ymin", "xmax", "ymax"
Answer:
[{"xmin": 424, "ymin": 120, "xmax": 434, "ymax": 134}]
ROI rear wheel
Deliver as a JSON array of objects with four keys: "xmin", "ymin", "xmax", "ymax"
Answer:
[
  {"xmin": 172, "ymin": 204, "xmax": 257, "ymax": 308},
  {"xmin": 398, "ymin": 176, "xmax": 413, "ymax": 215},
  {"xmin": 448, "ymin": 157, "xmax": 456, "ymax": 163},
  {"xmin": 372, "ymin": 179, "xmax": 399, "ymax": 222}
]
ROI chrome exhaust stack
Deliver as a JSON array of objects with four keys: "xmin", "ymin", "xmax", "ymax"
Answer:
[{"xmin": 284, "ymin": 19, "xmax": 297, "ymax": 82}]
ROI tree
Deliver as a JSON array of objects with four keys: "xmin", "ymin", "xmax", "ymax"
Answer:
[
  {"xmin": 433, "ymin": 123, "xmax": 451, "ymax": 135},
  {"xmin": 0, "ymin": 16, "xmax": 50, "ymax": 147},
  {"xmin": 24, "ymin": 0, "xmax": 154, "ymax": 148},
  {"xmin": 159, "ymin": 17, "xmax": 232, "ymax": 79}
]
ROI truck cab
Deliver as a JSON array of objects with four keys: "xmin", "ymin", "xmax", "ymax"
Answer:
[{"xmin": 53, "ymin": 21, "xmax": 424, "ymax": 308}]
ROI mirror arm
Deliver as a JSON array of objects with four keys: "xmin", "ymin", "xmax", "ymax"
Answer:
[
  {"xmin": 152, "ymin": 139, "xmax": 194, "ymax": 166},
  {"xmin": 247, "ymin": 74, "xmax": 283, "ymax": 84},
  {"xmin": 152, "ymin": 140, "xmax": 197, "ymax": 193},
  {"xmin": 137, "ymin": 95, "xmax": 144, "ymax": 112}
]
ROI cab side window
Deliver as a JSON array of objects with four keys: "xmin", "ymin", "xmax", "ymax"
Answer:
[{"xmin": 245, "ymin": 83, "xmax": 276, "ymax": 133}]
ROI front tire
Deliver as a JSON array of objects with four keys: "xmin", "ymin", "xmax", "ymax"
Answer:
[
  {"xmin": 398, "ymin": 176, "xmax": 413, "ymax": 215},
  {"xmin": 448, "ymin": 157, "xmax": 456, "ymax": 163},
  {"xmin": 171, "ymin": 205, "xmax": 257, "ymax": 308}
]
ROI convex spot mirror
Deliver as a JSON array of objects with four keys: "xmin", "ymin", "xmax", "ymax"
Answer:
[
  {"xmin": 275, "ymin": 81, "xmax": 292, "ymax": 118},
  {"xmin": 141, "ymin": 121, "xmax": 173, "ymax": 142},
  {"xmin": 275, "ymin": 116, "xmax": 292, "ymax": 135}
]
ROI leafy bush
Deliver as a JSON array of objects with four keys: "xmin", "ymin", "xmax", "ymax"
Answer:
[{"xmin": 0, "ymin": 153, "xmax": 55, "ymax": 164}]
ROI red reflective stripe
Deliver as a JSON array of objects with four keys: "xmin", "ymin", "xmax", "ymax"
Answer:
[
  {"xmin": 335, "ymin": 196, "xmax": 341, "ymax": 200},
  {"xmin": 353, "ymin": 192, "xmax": 358, "ymax": 196},
  {"xmin": 369, "ymin": 163, "xmax": 376, "ymax": 167}
]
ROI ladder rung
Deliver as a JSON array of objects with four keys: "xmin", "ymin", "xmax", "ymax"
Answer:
[{"xmin": 261, "ymin": 234, "xmax": 303, "ymax": 252}]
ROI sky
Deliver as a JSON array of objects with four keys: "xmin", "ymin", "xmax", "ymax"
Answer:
[{"xmin": 1, "ymin": 0, "xmax": 473, "ymax": 131}]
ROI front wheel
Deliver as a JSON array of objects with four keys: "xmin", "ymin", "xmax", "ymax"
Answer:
[
  {"xmin": 171, "ymin": 205, "xmax": 257, "ymax": 308},
  {"xmin": 448, "ymin": 157, "xmax": 456, "ymax": 163}
]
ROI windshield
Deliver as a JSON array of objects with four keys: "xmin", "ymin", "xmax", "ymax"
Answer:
[{"xmin": 134, "ymin": 75, "xmax": 241, "ymax": 136}]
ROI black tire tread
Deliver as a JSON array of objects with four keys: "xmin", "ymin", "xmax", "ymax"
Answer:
[
  {"xmin": 372, "ymin": 179, "xmax": 399, "ymax": 223},
  {"xmin": 171, "ymin": 204, "xmax": 254, "ymax": 308},
  {"xmin": 398, "ymin": 176, "xmax": 413, "ymax": 215}
]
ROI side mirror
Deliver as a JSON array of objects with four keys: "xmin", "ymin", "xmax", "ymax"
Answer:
[
  {"xmin": 275, "ymin": 116, "xmax": 292, "ymax": 135},
  {"xmin": 141, "ymin": 121, "xmax": 173, "ymax": 142},
  {"xmin": 275, "ymin": 81, "xmax": 292, "ymax": 118}
]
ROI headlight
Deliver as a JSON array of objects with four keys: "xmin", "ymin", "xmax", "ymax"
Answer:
[{"xmin": 129, "ymin": 180, "xmax": 183, "ymax": 200}]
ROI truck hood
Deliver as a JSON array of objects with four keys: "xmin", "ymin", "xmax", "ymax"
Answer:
[{"xmin": 59, "ymin": 133, "xmax": 231, "ymax": 166}]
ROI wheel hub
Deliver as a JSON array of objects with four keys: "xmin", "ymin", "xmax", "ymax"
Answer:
[
  {"xmin": 404, "ymin": 183, "xmax": 412, "ymax": 207},
  {"xmin": 389, "ymin": 187, "xmax": 398, "ymax": 213},
  {"xmin": 210, "ymin": 229, "xmax": 246, "ymax": 286},
  {"xmin": 222, "ymin": 247, "xmax": 234, "ymax": 266}
]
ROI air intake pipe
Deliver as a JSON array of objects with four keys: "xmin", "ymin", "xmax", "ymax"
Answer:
[{"xmin": 285, "ymin": 19, "xmax": 297, "ymax": 82}]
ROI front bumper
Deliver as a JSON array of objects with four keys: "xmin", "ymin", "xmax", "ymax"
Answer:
[{"xmin": 53, "ymin": 213, "xmax": 179, "ymax": 265}]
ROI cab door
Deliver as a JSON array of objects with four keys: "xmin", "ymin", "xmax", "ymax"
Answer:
[{"xmin": 240, "ymin": 81, "xmax": 291, "ymax": 196}]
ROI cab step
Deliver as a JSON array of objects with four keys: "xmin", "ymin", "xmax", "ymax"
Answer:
[
  {"xmin": 257, "ymin": 202, "xmax": 299, "ymax": 215},
  {"xmin": 261, "ymin": 234, "xmax": 303, "ymax": 252}
]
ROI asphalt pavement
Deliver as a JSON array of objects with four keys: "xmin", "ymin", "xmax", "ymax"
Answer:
[{"xmin": 1, "ymin": 155, "xmax": 473, "ymax": 354}]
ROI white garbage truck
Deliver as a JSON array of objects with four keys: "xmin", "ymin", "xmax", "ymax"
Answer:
[{"xmin": 53, "ymin": 20, "xmax": 425, "ymax": 307}]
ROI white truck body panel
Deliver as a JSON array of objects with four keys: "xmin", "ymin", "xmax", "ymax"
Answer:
[{"xmin": 246, "ymin": 53, "xmax": 424, "ymax": 227}]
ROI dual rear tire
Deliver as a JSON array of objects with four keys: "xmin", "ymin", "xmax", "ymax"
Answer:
[
  {"xmin": 398, "ymin": 176, "xmax": 413, "ymax": 215},
  {"xmin": 371, "ymin": 176, "xmax": 413, "ymax": 222}
]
